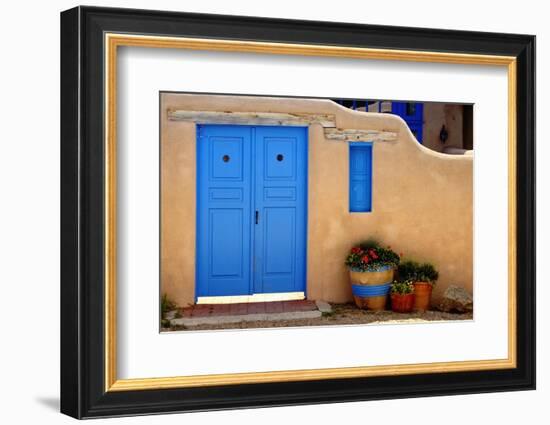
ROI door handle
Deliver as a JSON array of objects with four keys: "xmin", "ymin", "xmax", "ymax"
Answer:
[{"xmin": 255, "ymin": 210, "xmax": 259, "ymax": 224}]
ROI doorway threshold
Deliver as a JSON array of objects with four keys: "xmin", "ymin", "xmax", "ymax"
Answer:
[
  {"xmin": 170, "ymin": 299, "xmax": 327, "ymax": 328},
  {"xmin": 196, "ymin": 292, "xmax": 305, "ymax": 305}
]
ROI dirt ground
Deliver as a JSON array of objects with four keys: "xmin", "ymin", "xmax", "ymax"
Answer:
[{"xmin": 164, "ymin": 303, "xmax": 472, "ymax": 332}]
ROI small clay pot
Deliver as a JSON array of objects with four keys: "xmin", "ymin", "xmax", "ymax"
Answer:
[
  {"xmin": 413, "ymin": 282, "xmax": 433, "ymax": 311},
  {"xmin": 391, "ymin": 293, "xmax": 415, "ymax": 313}
]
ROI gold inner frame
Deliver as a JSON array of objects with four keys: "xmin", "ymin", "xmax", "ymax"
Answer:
[{"xmin": 104, "ymin": 33, "xmax": 517, "ymax": 392}]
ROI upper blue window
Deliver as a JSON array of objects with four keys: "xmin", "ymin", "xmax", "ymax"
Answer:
[
  {"xmin": 391, "ymin": 102, "xmax": 424, "ymax": 143},
  {"xmin": 349, "ymin": 143, "xmax": 373, "ymax": 212}
]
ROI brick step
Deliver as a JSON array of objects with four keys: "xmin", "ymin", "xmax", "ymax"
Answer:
[{"xmin": 182, "ymin": 300, "xmax": 317, "ymax": 318}]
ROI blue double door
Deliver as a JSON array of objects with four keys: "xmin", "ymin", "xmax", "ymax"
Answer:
[{"xmin": 196, "ymin": 125, "xmax": 308, "ymax": 298}]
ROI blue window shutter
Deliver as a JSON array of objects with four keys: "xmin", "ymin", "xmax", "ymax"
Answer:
[
  {"xmin": 391, "ymin": 101, "xmax": 424, "ymax": 144},
  {"xmin": 349, "ymin": 143, "xmax": 373, "ymax": 212}
]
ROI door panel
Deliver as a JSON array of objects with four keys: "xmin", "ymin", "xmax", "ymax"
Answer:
[
  {"xmin": 196, "ymin": 125, "xmax": 307, "ymax": 298},
  {"xmin": 265, "ymin": 138, "xmax": 296, "ymax": 179},
  {"xmin": 210, "ymin": 137, "xmax": 244, "ymax": 180},
  {"xmin": 209, "ymin": 209, "xmax": 244, "ymax": 277},
  {"xmin": 196, "ymin": 125, "xmax": 252, "ymax": 297},
  {"xmin": 263, "ymin": 207, "xmax": 295, "ymax": 274},
  {"xmin": 254, "ymin": 127, "xmax": 307, "ymax": 294}
]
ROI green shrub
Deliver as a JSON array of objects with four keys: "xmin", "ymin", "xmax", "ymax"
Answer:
[
  {"xmin": 417, "ymin": 263, "xmax": 439, "ymax": 283},
  {"xmin": 397, "ymin": 261, "xmax": 439, "ymax": 284},
  {"xmin": 161, "ymin": 293, "xmax": 177, "ymax": 316},
  {"xmin": 397, "ymin": 261, "xmax": 419, "ymax": 281}
]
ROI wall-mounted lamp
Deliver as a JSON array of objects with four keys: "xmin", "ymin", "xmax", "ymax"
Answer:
[{"xmin": 439, "ymin": 125, "xmax": 449, "ymax": 143}]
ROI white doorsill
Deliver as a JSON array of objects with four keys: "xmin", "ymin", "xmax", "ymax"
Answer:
[{"xmin": 196, "ymin": 292, "xmax": 305, "ymax": 304}]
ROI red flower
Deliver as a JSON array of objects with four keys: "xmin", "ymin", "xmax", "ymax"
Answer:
[
  {"xmin": 369, "ymin": 249, "xmax": 378, "ymax": 259},
  {"xmin": 362, "ymin": 255, "xmax": 370, "ymax": 263},
  {"xmin": 351, "ymin": 247, "xmax": 363, "ymax": 254}
]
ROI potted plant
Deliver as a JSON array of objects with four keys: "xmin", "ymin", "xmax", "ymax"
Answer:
[
  {"xmin": 390, "ymin": 279, "xmax": 415, "ymax": 313},
  {"xmin": 345, "ymin": 241, "xmax": 400, "ymax": 310},
  {"xmin": 397, "ymin": 261, "xmax": 439, "ymax": 311}
]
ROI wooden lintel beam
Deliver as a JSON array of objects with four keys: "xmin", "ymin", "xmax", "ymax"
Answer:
[
  {"xmin": 167, "ymin": 110, "xmax": 398, "ymax": 142},
  {"xmin": 323, "ymin": 128, "xmax": 398, "ymax": 142},
  {"xmin": 167, "ymin": 110, "xmax": 336, "ymax": 128}
]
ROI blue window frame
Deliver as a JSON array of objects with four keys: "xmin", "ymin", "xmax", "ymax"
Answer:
[
  {"xmin": 349, "ymin": 143, "xmax": 373, "ymax": 212},
  {"xmin": 391, "ymin": 102, "xmax": 424, "ymax": 143}
]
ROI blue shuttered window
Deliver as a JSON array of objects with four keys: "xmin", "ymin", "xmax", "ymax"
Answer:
[
  {"xmin": 391, "ymin": 102, "xmax": 424, "ymax": 143},
  {"xmin": 349, "ymin": 143, "xmax": 373, "ymax": 212}
]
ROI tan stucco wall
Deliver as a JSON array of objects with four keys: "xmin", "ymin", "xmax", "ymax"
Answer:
[
  {"xmin": 161, "ymin": 93, "xmax": 473, "ymax": 307},
  {"xmin": 423, "ymin": 103, "xmax": 465, "ymax": 152}
]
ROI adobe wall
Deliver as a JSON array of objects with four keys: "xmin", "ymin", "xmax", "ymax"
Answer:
[
  {"xmin": 423, "ymin": 103, "xmax": 465, "ymax": 152},
  {"xmin": 160, "ymin": 93, "xmax": 473, "ymax": 307}
]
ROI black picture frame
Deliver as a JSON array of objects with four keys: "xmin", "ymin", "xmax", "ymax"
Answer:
[{"xmin": 60, "ymin": 5, "xmax": 536, "ymax": 419}]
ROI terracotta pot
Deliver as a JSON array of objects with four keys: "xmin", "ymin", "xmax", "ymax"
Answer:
[
  {"xmin": 413, "ymin": 282, "xmax": 433, "ymax": 311},
  {"xmin": 349, "ymin": 267, "xmax": 394, "ymax": 311},
  {"xmin": 391, "ymin": 293, "xmax": 415, "ymax": 313}
]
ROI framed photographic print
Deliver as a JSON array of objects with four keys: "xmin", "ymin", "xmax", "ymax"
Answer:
[{"xmin": 60, "ymin": 5, "xmax": 536, "ymax": 419}]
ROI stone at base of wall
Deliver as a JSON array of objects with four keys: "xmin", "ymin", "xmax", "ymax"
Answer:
[
  {"xmin": 315, "ymin": 300, "xmax": 332, "ymax": 313},
  {"xmin": 438, "ymin": 285, "xmax": 473, "ymax": 313},
  {"xmin": 164, "ymin": 310, "xmax": 178, "ymax": 320}
]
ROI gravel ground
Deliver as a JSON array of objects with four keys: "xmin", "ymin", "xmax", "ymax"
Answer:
[{"xmin": 163, "ymin": 303, "xmax": 472, "ymax": 332}]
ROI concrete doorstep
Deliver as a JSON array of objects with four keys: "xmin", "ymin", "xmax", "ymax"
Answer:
[
  {"xmin": 170, "ymin": 300, "xmax": 331, "ymax": 327},
  {"xmin": 171, "ymin": 310, "xmax": 321, "ymax": 327}
]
